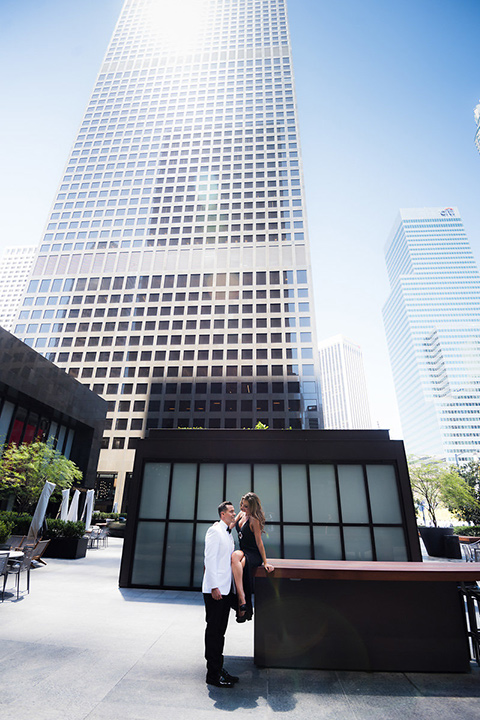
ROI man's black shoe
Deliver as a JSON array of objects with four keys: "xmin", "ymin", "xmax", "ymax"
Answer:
[
  {"xmin": 221, "ymin": 669, "xmax": 239, "ymax": 683},
  {"xmin": 206, "ymin": 675, "xmax": 234, "ymax": 688}
]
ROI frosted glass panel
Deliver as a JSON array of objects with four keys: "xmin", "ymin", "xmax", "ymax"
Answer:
[
  {"xmin": 226, "ymin": 464, "xmax": 251, "ymax": 507},
  {"xmin": 344, "ymin": 526, "xmax": 372, "ymax": 560},
  {"xmin": 139, "ymin": 463, "xmax": 170, "ymax": 519},
  {"xmin": 374, "ymin": 527, "xmax": 408, "ymax": 561},
  {"xmin": 170, "ymin": 463, "xmax": 197, "ymax": 519},
  {"xmin": 163, "ymin": 522, "xmax": 194, "ymax": 586},
  {"xmin": 197, "ymin": 463, "xmax": 224, "ymax": 520},
  {"xmin": 310, "ymin": 465, "xmax": 338, "ymax": 522},
  {"xmin": 253, "ymin": 464, "xmax": 280, "ymax": 522},
  {"xmin": 263, "ymin": 523, "xmax": 281, "ymax": 558},
  {"xmin": 313, "ymin": 526, "xmax": 342, "ymax": 560},
  {"xmin": 282, "ymin": 464, "xmax": 308, "ymax": 522},
  {"xmin": 284, "ymin": 525, "xmax": 311, "ymax": 559},
  {"xmin": 367, "ymin": 465, "xmax": 402, "ymax": 524},
  {"xmin": 131, "ymin": 521, "xmax": 164, "ymax": 585},
  {"xmin": 338, "ymin": 465, "xmax": 369, "ymax": 523},
  {"xmin": 193, "ymin": 523, "xmax": 210, "ymax": 586}
]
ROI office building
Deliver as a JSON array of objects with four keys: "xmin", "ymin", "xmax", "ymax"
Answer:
[
  {"xmin": 13, "ymin": 0, "xmax": 322, "ymax": 507},
  {"xmin": 475, "ymin": 101, "xmax": 480, "ymax": 155},
  {"xmin": 383, "ymin": 207, "xmax": 480, "ymax": 463},
  {"xmin": 318, "ymin": 334, "xmax": 372, "ymax": 429},
  {"xmin": 0, "ymin": 246, "xmax": 36, "ymax": 332}
]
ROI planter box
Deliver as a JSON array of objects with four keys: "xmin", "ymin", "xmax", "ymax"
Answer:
[
  {"xmin": 43, "ymin": 537, "xmax": 88, "ymax": 559},
  {"xmin": 419, "ymin": 526, "xmax": 454, "ymax": 558},
  {"xmin": 107, "ymin": 522, "xmax": 126, "ymax": 538}
]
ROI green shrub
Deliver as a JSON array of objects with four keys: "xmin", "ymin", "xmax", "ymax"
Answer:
[
  {"xmin": 0, "ymin": 511, "xmax": 33, "ymax": 535},
  {"xmin": 0, "ymin": 519, "xmax": 14, "ymax": 544},
  {"xmin": 44, "ymin": 519, "xmax": 86, "ymax": 539},
  {"xmin": 92, "ymin": 511, "xmax": 126, "ymax": 522},
  {"xmin": 453, "ymin": 525, "xmax": 480, "ymax": 537}
]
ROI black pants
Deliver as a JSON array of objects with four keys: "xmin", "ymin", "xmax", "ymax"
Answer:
[{"xmin": 203, "ymin": 592, "xmax": 233, "ymax": 681}]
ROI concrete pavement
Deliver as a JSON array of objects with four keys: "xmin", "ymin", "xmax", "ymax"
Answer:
[{"xmin": 0, "ymin": 538, "xmax": 479, "ymax": 720}]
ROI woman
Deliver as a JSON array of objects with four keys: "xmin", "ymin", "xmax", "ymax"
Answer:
[{"xmin": 231, "ymin": 492, "xmax": 274, "ymax": 622}]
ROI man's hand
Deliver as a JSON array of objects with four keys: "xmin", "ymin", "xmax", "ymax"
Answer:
[{"xmin": 211, "ymin": 587, "xmax": 222, "ymax": 600}]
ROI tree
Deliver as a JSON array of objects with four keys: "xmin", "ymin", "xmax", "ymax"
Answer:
[
  {"xmin": 408, "ymin": 455, "xmax": 478, "ymax": 527},
  {"xmin": 455, "ymin": 460, "xmax": 480, "ymax": 525},
  {"xmin": 0, "ymin": 441, "xmax": 82, "ymax": 513}
]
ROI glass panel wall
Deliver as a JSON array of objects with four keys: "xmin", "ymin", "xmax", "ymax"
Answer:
[{"xmin": 129, "ymin": 460, "xmax": 410, "ymax": 588}]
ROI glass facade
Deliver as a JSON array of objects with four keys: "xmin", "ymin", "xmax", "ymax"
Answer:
[
  {"xmin": 13, "ymin": 0, "xmax": 322, "ymax": 506},
  {"xmin": 129, "ymin": 459, "xmax": 408, "ymax": 588},
  {"xmin": 318, "ymin": 334, "xmax": 372, "ymax": 429},
  {"xmin": 383, "ymin": 207, "xmax": 480, "ymax": 463}
]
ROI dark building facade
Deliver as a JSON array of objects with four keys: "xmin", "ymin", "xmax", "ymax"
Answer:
[
  {"xmin": 0, "ymin": 326, "xmax": 106, "ymax": 488},
  {"xmin": 119, "ymin": 429, "xmax": 421, "ymax": 590}
]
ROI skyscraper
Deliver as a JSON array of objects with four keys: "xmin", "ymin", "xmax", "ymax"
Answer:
[
  {"xmin": 474, "ymin": 101, "xmax": 480, "ymax": 155},
  {"xmin": 383, "ymin": 207, "xmax": 480, "ymax": 463},
  {"xmin": 0, "ymin": 246, "xmax": 36, "ymax": 332},
  {"xmin": 318, "ymin": 334, "xmax": 372, "ymax": 430},
  {"xmin": 13, "ymin": 0, "xmax": 322, "ymax": 507}
]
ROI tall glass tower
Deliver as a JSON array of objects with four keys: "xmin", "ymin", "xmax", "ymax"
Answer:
[
  {"xmin": 318, "ymin": 334, "xmax": 372, "ymax": 430},
  {"xmin": 474, "ymin": 101, "xmax": 480, "ymax": 155},
  {"xmin": 383, "ymin": 207, "xmax": 480, "ymax": 464},
  {"xmin": 13, "ymin": 0, "xmax": 322, "ymax": 507}
]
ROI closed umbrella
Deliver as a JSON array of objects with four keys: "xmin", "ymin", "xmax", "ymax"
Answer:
[
  {"xmin": 82, "ymin": 489, "xmax": 95, "ymax": 530},
  {"xmin": 67, "ymin": 489, "xmax": 80, "ymax": 522},
  {"xmin": 27, "ymin": 481, "xmax": 56, "ymax": 541},
  {"xmin": 59, "ymin": 489, "xmax": 70, "ymax": 521}
]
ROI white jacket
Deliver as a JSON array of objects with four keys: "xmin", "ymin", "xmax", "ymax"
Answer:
[{"xmin": 202, "ymin": 519, "xmax": 234, "ymax": 595}]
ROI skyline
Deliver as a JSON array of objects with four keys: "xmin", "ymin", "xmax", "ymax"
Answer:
[{"xmin": 1, "ymin": 0, "xmax": 480, "ymax": 441}]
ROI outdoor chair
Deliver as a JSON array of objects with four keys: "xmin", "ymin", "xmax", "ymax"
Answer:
[
  {"xmin": 32, "ymin": 539, "xmax": 50, "ymax": 566},
  {"xmin": 6, "ymin": 535, "xmax": 26, "ymax": 550},
  {"xmin": 7, "ymin": 545, "xmax": 36, "ymax": 600},
  {"xmin": 460, "ymin": 539, "xmax": 480, "ymax": 562},
  {"xmin": 96, "ymin": 526, "xmax": 109, "ymax": 549},
  {"xmin": 459, "ymin": 582, "xmax": 480, "ymax": 665},
  {"xmin": 0, "ymin": 553, "xmax": 9, "ymax": 602},
  {"xmin": 86, "ymin": 526, "xmax": 101, "ymax": 549}
]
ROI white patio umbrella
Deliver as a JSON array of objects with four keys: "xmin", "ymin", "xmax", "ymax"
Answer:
[
  {"xmin": 66, "ymin": 489, "xmax": 80, "ymax": 522},
  {"xmin": 59, "ymin": 488, "xmax": 70, "ymax": 521},
  {"xmin": 27, "ymin": 481, "xmax": 56, "ymax": 540},
  {"xmin": 82, "ymin": 489, "xmax": 95, "ymax": 531}
]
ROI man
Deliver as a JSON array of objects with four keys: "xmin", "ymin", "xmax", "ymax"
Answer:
[{"xmin": 202, "ymin": 500, "xmax": 239, "ymax": 688}]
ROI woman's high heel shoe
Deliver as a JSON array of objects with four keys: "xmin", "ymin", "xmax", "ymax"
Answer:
[{"xmin": 236, "ymin": 603, "xmax": 248, "ymax": 623}]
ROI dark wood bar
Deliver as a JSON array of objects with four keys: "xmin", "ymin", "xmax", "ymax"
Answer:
[{"xmin": 254, "ymin": 560, "xmax": 480, "ymax": 672}]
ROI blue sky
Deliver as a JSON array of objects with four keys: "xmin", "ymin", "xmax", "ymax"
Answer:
[{"xmin": 1, "ymin": 0, "xmax": 479, "ymax": 439}]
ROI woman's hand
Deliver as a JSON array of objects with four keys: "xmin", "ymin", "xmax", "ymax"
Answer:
[{"xmin": 263, "ymin": 563, "xmax": 274, "ymax": 573}]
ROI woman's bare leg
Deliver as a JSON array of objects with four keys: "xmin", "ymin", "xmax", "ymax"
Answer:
[{"xmin": 231, "ymin": 550, "xmax": 246, "ymax": 609}]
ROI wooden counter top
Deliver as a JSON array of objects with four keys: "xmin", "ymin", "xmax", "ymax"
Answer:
[{"xmin": 254, "ymin": 558, "xmax": 480, "ymax": 582}]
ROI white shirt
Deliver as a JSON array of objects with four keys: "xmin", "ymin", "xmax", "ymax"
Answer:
[{"xmin": 202, "ymin": 519, "xmax": 234, "ymax": 595}]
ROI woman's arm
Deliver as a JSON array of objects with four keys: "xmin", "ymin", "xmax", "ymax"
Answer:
[
  {"xmin": 229, "ymin": 510, "xmax": 243, "ymax": 530},
  {"xmin": 250, "ymin": 517, "xmax": 274, "ymax": 572}
]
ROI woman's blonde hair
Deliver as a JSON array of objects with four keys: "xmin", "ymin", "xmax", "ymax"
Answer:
[{"xmin": 241, "ymin": 492, "xmax": 265, "ymax": 532}]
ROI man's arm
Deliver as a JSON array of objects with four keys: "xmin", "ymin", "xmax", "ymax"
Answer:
[{"xmin": 204, "ymin": 525, "xmax": 221, "ymax": 597}]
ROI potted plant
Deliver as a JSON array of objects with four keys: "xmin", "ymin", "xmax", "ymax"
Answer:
[{"xmin": 42, "ymin": 519, "xmax": 88, "ymax": 559}]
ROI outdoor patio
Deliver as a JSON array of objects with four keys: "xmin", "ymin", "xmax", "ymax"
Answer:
[{"xmin": 1, "ymin": 537, "xmax": 479, "ymax": 720}]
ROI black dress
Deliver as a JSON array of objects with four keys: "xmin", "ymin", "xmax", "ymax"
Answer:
[{"xmin": 236, "ymin": 517, "xmax": 262, "ymax": 611}]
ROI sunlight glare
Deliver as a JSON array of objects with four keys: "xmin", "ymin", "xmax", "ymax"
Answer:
[{"xmin": 148, "ymin": 0, "xmax": 206, "ymax": 55}]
